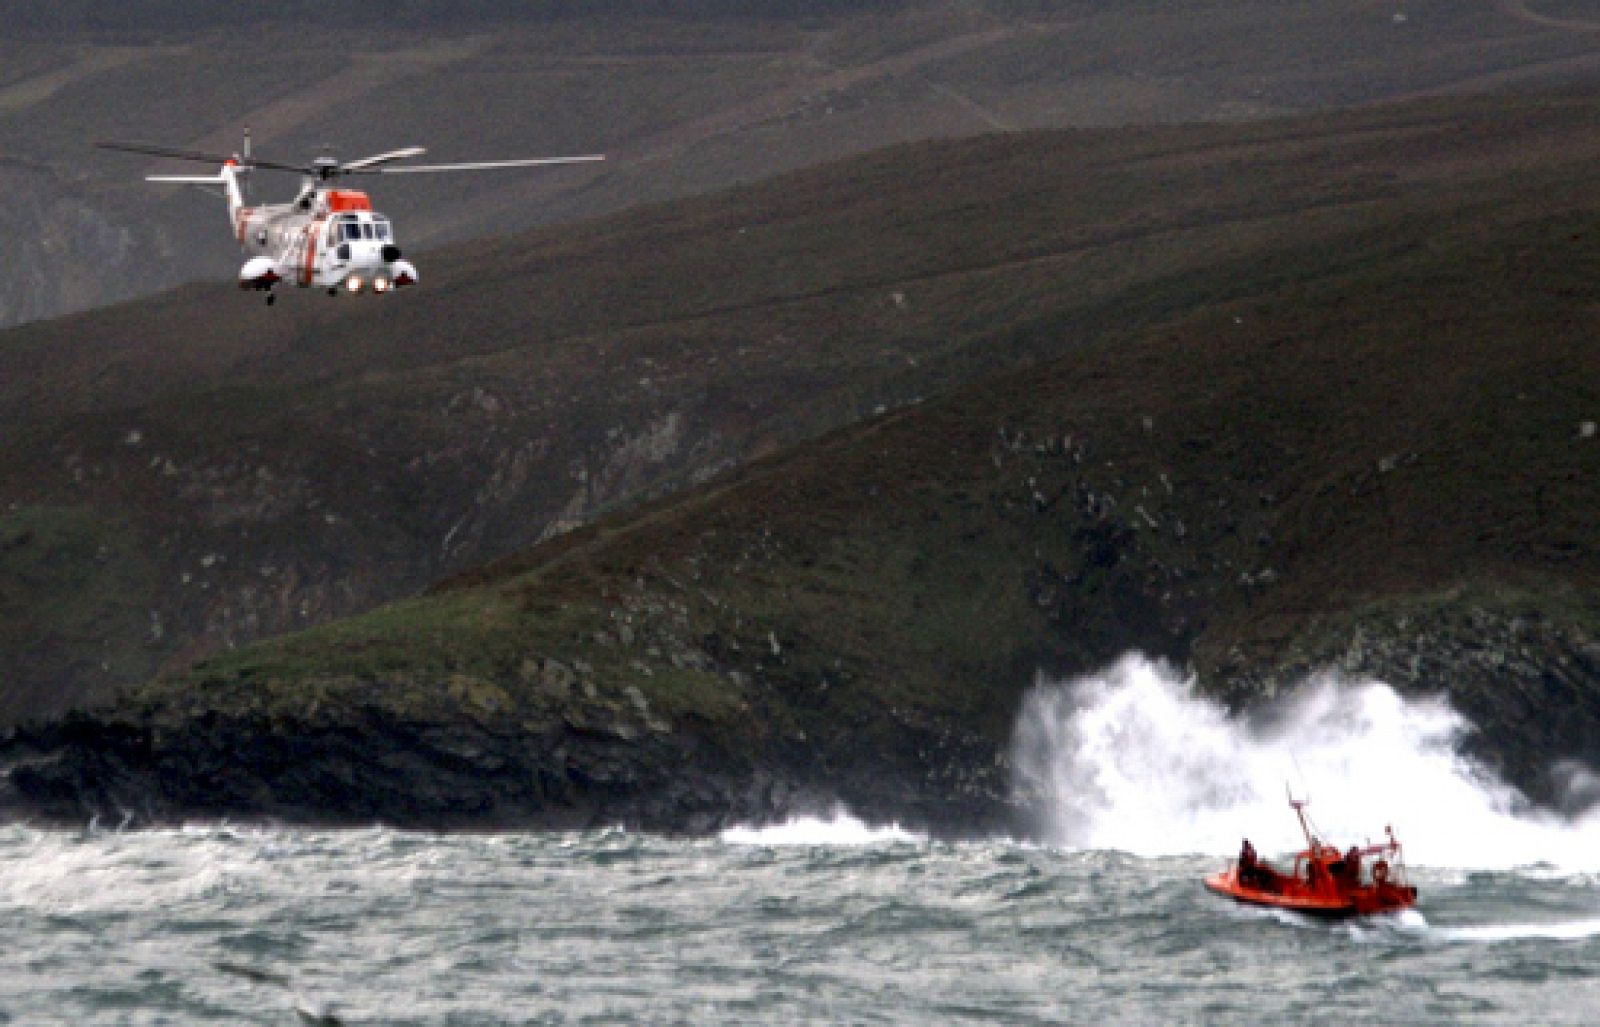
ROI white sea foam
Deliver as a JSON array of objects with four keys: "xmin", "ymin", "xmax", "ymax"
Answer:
[
  {"xmin": 1009, "ymin": 654, "xmax": 1600, "ymax": 868},
  {"xmin": 1366, "ymin": 908, "xmax": 1600, "ymax": 946},
  {"xmin": 1430, "ymin": 918, "xmax": 1600, "ymax": 943},
  {"xmin": 0, "ymin": 827, "xmax": 232, "ymax": 914},
  {"xmin": 720, "ymin": 810, "xmax": 923, "ymax": 846}
]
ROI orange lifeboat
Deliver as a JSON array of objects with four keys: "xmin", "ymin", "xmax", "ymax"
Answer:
[{"xmin": 1204, "ymin": 796, "xmax": 1417, "ymax": 917}]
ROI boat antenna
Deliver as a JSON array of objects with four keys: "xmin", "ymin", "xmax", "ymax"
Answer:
[
  {"xmin": 1286, "ymin": 782, "xmax": 1318, "ymax": 851},
  {"xmin": 1290, "ymin": 752, "xmax": 1311, "ymax": 796}
]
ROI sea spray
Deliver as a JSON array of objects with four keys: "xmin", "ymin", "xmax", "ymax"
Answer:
[{"xmin": 1008, "ymin": 654, "xmax": 1600, "ymax": 868}]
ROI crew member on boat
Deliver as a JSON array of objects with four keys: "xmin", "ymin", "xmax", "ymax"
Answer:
[
  {"xmin": 1342, "ymin": 845, "xmax": 1362, "ymax": 883},
  {"xmin": 1237, "ymin": 838, "xmax": 1276, "ymax": 891}
]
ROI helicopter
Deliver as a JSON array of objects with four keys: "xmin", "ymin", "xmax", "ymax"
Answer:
[{"xmin": 95, "ymin": 132, "xmax": 603, "ymax": 304}]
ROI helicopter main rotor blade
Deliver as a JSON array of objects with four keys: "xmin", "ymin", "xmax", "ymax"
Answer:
[
  {"xmin": 94, "ymin": 139, "xmax": 307, "ymax": 174},
  {"xmin": 100, "ymin": 139, "xmax": 604, "ymax": 182},
  {"xmin": 339, "ymin": 146, "xmax": 428, "ymax": 172},
  {"xmin": 236, "ymin": 156, "xmax": 312, "ymax": 174},
  {"xmin": 95, "ymin": 140, "xmax": 235, "ymax": 163},
  {"xmin": 353, "ymin": 154, "xmax": 606, "ymax": 175}
]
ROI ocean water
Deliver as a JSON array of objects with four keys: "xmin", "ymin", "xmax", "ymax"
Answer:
[{"xmin": 5, "ymin": 661, "xmax": 1599, "ymax": 1024}]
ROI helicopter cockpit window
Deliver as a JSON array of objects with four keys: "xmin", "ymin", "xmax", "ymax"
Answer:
[
  {"xmin": 375, "ymin": 221, "xmax": 393, "ymax": 241},
  {"xmin": 362, "ymin": 223, "xmax": 375, "ymax": 240},
  {"xmin": 344, "ymin": 222, "xmax": 362, "ymax": 241}
]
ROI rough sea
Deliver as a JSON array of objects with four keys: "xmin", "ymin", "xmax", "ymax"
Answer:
[{"xmin": 6, "ymin": 658, "xmax": 1599, "ymax": 1024}]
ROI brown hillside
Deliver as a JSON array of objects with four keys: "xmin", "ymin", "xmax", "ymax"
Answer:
[
  {"xmin": 2, "ymin": 89, "xmax": 1599, "ymax": 744},
  {"xmin": 7, "ymin": 90, "xmax": 1595, "ymax": 831}
]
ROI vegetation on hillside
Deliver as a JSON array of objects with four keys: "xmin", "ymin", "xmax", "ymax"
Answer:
[
  {"xmin": 6, "ymin": 89, "xmax": 1600, "ymax": 725},
  {"xmin": 4, "ymin": 92, "xmax": 1594, "ymax": 829}
]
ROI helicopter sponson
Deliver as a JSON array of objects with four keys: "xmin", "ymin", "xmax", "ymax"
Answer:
[{"xmin": 237, "ymin": 256, "xmax": 407, "ymax": 295}]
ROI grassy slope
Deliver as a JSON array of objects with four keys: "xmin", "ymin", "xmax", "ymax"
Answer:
[
  {"xmin": 5, "ymin": 91, "xmax": 1600, "ymax": 727},
  {"xmin": 108, "ymin": 93, "xmax": 1600, "ymax": 820}
]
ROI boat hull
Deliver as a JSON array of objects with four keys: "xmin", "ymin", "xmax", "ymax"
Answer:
[{"xmin": 1204, "ymin": 868, "xmax": 1416, "ymax": 918}]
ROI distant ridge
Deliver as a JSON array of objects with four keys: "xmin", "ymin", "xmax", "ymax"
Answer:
[{"xmin": 6, "ymin": 0, "xmax": 1600, "ymax": 325}]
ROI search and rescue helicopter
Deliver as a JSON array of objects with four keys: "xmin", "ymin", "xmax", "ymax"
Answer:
[{"xmin": 95, "ymin": 132, "xmax": 603, "ymax": 304}]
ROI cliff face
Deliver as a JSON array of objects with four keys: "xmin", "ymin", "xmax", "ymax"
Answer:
[
  {"xmin": 3, "ymin": 95, "xmax": 1597, "ymax": 833},
  {"xmin": 0, "ymin": 165, "xmax": 184, "ymax": 328}
]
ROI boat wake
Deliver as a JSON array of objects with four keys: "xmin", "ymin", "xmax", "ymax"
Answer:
[
  {"xmin": 1226, "ymin": 889, "xmax": 1600, "ymax": 946},
  {"xmin": 1427, "ymin": 918, "xmax": 1600, "ymax": 943},
  {"xmin": 1349, "ymin": 909, "xmax": 1600, "ymax": 946},
  {"xmin": 1009, "ymin": 655, "xmax": 1600, "ymax": 869}
]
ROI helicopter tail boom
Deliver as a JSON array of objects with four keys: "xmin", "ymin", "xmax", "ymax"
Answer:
[
  {"xmin": 145, "ymin": 165, "xmax": 246, "ymax": 225},
  {"xmin": 145, "ymin": 159, "xmax": 243, "ymax": 206}
]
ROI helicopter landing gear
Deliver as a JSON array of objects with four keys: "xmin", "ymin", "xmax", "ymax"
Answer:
[
  {"xmin": 265, "ymin": 289, "xmax": 277, "ymax": 306},
  {"xmin": 328, "ymin": 287, "xmax": 338, "ymax": 297}
]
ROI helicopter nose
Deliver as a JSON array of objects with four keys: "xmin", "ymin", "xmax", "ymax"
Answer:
[{"xmin": 352, "ymin": 243, "xmax": 387, "ymax": 268}]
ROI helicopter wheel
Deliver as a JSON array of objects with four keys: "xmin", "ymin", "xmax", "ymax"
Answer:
[
  {"xmin": 327, "ymin": 287, "xmax": 338, "ymax": 297},
  {"xmin": 265, "ymin": 291, "xmax": 276, "ymax": 306}
]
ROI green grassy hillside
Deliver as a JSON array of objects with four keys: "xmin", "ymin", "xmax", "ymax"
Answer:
[
  {"xmin": 4, "ymin": 92, "xmax": 1595, "ymax": 830},
  {"xmin": 5, "ymin": 91, "xmax": 1600, "ymax": 726},
  {"xmin": 178, "ymin": 154, "xmax": 1599, "ymax": 770}
]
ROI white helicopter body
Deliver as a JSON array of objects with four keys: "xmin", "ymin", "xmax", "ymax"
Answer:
[{"xmin": 98, "ymin": 135, "xmax": 603, "ymax": 304}]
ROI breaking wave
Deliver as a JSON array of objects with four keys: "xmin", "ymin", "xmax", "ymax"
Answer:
[
  {"xmin": 720, "ymin": 811, "xmax": 923, "ymax": 847},
  {"xmin": 1009, "ymin": 654, "xmax": 1600, "ymax": 868}
]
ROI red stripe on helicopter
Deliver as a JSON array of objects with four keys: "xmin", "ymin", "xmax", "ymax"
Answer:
[
  {"xmin": 235, "ymin": 208, "xmax": 253, "ymax": 243},
  {"xmin": 301, "ymin": 216, "xmax": 324, "ymax": 287}
]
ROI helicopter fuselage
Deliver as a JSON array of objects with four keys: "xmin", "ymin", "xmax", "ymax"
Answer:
[{"xmin": 234, "ymin": 179, "xmax": 416, "ymax": 296}]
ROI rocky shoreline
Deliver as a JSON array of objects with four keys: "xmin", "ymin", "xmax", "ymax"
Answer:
[
  {"xmin": 0, "ymin": 702, "xmax": 1015, "ymax": 838},
  {"xmin": 4, "ymin": 597, "xmax": 1596, "ymax": 836}
]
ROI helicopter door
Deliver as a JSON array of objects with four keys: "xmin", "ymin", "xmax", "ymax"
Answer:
[
  {"xmin": 330, "ymin": 218, "xmax": 354, "ymax": 271},
  {"xmin": 296, "ymin": 216, "xmax": 328, "ymax": 287}
]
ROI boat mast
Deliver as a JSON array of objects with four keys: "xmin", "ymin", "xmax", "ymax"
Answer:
[{"xmin": 1287, "ymin": 784, "xmax": 1318, "ymax": 851}]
